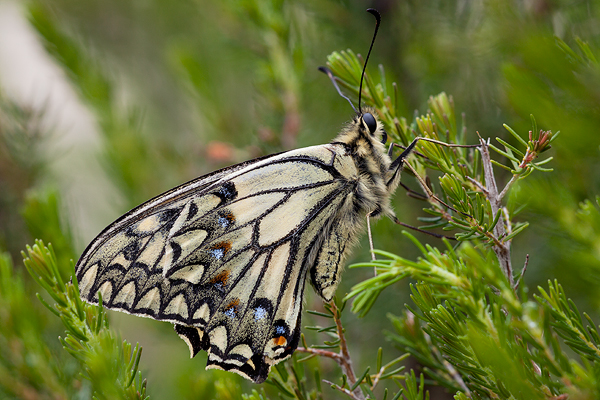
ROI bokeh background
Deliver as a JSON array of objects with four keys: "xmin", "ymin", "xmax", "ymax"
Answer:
[{"xmin": 1, "ymin": 0, "xmax": 599, "ymax": 398}]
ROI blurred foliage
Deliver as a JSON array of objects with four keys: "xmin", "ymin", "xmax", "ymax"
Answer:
[
  {"xmin": 0, "ymin": 95, "xmax": 47, "ymax": 255},
  {"xmin": 23, "ymin": 241, "xmax": 148, "ymax": 399},
  {"xmin": 0, "ymin": 251, "xmax": 77, "ymax": 399},
  {"xmin": 1, "ymin": 0, "xmax": 600, "ymax": 399}
]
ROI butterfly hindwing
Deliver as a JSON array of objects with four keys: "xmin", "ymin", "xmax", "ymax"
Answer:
[{"xmin": 76, "ymin": 143, "xmax": 363, "ymax": 383}]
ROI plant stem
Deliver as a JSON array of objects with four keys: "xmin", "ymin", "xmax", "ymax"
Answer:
[
  {"xmin": 330, "ymin": 301, "xmax": 364, "ymax": 400},
  {"xmin": 498, "ymin": 174, "xmax": 519, "ymax": 202},
  {"xmin": 479, "ymin": 137, "xmax": 514, "ymax": 286},
  {"xmin": 297, "ymin": 301, "xmax": 365, "ymax": 400}
]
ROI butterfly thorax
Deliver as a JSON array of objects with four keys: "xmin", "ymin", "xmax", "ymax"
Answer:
[{"xmin": 330, "ymin": 109, "xmax": 397, "ymax": 220}]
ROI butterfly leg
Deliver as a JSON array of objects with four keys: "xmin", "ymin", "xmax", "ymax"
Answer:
[
  {"xmin": 366, "ymin": 212, "xmax": 376, "ymax": 262},
  {"xmin": 386, "ymin": 138, "xmax": 470, "ymax": 240},
  {"xmin": 389, "ymin": 138, "xmax": 473, "ymax": 219},
  {"xmin": 388, "ymin": 137, "xmax": 420, "ymax": 173}
]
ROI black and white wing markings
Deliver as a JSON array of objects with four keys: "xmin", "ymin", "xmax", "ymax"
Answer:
[{"xmin": 75, "ymin": 143, "xmax": 360, "ymax": 383}]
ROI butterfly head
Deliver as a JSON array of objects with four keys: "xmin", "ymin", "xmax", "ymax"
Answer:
[
  {"xmin": 360, "ymin": 110, "xmax": 387, "ymax": 144},
  {"xmin": 331, "ymin": 107, "xmax": 388, "ymax": 157}
]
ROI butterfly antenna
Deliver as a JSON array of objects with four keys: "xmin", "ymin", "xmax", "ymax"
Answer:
[
  {"xmin": 319, "ymin": 66, "xmax": 357, "ymax": 113},
  {"xmin": 358, "ymin": 8, "xmax": 381, "ymax": 114}
]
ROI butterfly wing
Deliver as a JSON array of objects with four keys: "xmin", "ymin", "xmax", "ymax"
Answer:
[{"xmin": 75, "ymin": 143, "xmax": 360, "ymax": 383}]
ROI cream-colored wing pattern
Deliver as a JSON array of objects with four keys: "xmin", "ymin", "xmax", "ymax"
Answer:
[{"xmin": 75, "ymin": 143, "xmax": 360, "ymax": 383}]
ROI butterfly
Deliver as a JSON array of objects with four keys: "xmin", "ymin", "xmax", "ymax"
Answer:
[{"xmin": 75, "ymin": 9, "xmax": 419, "ymax": 383}]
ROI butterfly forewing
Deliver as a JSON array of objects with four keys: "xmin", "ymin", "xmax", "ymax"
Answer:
[{"xmin": 76, "ymin": 143, "xmax": 367, "ymax": 383}]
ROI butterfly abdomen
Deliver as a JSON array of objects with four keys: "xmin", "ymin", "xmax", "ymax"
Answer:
[{"xmin": 307, "ymin": 110, "xmax": 398, "ymax": 300}]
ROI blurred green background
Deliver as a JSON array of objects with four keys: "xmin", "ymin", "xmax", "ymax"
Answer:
[{"xmin": 1, "ymin": 0, "xmax": 600, "ymax": 398}]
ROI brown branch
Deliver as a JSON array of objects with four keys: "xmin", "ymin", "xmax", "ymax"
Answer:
[
  {"xmin": 466, "ymin": 175, "xmax": 489, "ymax": 196},
  {"xmin": 415, "ymin": 137, "xmax": 481, "ymax": 149},
  {"xmin": 295, "ymin": 347, "xmax": 343, "ymax": 363},
  {"xmin": 478, "ymin": 136, "xmax": 514, "ymax": 286},
  {"xmin": 442, "ymin": 359, "xmax": 471, "ymax": 396},
  {"xmin": 300, "ymin": 301, "xmax": 365, "ymax": 399},
  {"xmin": 393, "ymin": 217, "xmax": 457, "ymax": 240},
  {"xmin": 322, "ymin": 380, "xmax": 360, "ymax": 398},
  {"xmin": 498, "ymin": 174, "xmax": 519, "ymax": 202},
  {"xmin": 399, "ymin": 181, "xmax": 430, "ymax": 200},
  {"xmin": 403, "ymin": 161, "xmax": 471, "ymax": 220},
  {"xmin": 330, "ymin": 301, "xmax": 365, "ymax": 400},
  {"xmin": 514, "ymin": 254, "xmax": 529, "ymax": 291},
  {"xmin": 370, "ymin": 366, "xmax": 386, "ymax": 391}
]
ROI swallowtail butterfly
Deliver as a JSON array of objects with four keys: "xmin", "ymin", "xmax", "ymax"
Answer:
[{"xmin": 76, "ymin": 9, "xmax": 419, "ymax": 383}]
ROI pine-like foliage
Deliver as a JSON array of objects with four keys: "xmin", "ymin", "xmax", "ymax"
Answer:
[{"xmin": 1, "ymin": 1, "xmax": 600, "ymax": 399}]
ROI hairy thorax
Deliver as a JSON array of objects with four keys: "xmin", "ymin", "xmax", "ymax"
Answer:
[{"xmin": 330, "ymin": 111, "xmax": 397, "ymax": 220}]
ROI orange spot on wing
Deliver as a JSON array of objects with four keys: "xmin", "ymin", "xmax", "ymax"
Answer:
[
  {"xmin": 223, "ymin": 212, "xmax": 235, "ymax": 223},
  {"xmin": 224, "ymin": 299, "xmax": 240, "ymax": 316},
  {"xmin": 274, "ymin": 336, "xmax": 287, "ymax": 346},
  {"xmin": 210, "ymin": 270, "xmax": 230, "ymax": 286},
  {"xmin": 225, "ymin": 299, "xmax": 239, "ymax": 310},
  {"xmin": 210, "ymin": 241, "xmax": 232, "ymax": 253}
]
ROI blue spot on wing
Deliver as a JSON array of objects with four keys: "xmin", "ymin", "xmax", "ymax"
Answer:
[
  {"xmin": 254, "ymin": 306, "xmax": 267, "ymax": 321},
  {"xmin": 224, "ymin": 308, "xmax": 236, "ymax": 318},
  {"xmin": 275, "ymin": 325, "xmax": 286, "ymax": 335},
  {"xmin": 211, "ymin": 248, "xmax": 225, "ymax": 259},
  {"xmin": 218, "ymin": 216, "xmax": 230, "ymax": 228}
]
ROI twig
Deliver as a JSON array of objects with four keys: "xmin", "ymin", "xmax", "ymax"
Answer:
[
  {"xmin": 498, "ymin": 174, "xmax": 519, "ymax": 202},
  {"xmin": 478, "ymin": 136, "xmax": 514, "ymax": 286},
  {"xmin": 370, "ymin": 366, "xmax": 386, "ymax": 391},
  {"xmin": 322, "ymin": 379, "xmax": 360, "ymax": 399},
  {"xmin": 403, "ymin": 161, "xmax": 471, "ymax": 220},
  {"xmin": 393, "ymin": 217, "xmax": 457, "ymax": 240},
  {"xmin": 430, "ymin": 343, "xmax": 471, "ymax": 396},
  {"xmin": 330, "ymin": 301, "xmax": 365, "ymax": 400},
  {"xmin": 399, "ymin": 181, "xmax": 430, "ymax": 200},
  {"xmin": 296, "ymin": 347, "xmax": 343, "ymax": 362},
  {"xmin": 416, "ymin": 137, "xmax": 481, "ymax": 149},
  {"xmin": 299, "ymin": 301, "xmax": 364, "ymax": 399},
  {"xmin": 514, "ymin": 254, "xmax": 529, "ymax": 290},
  {"xmin": 442, "ymin": 359, "xmax": 471, "ymax": 396},
  {"xmin": 466, "ymin": 176, "xmax": 489, "ymax": 196}
]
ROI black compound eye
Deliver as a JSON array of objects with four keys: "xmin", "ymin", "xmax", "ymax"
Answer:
[
  {"xmin": 381, "ymin": 129, "xmax": 388, "ymax": 144},
  {"xmin": 362, "ymin": 113, "xmax": 377, "ymax": 134}
]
